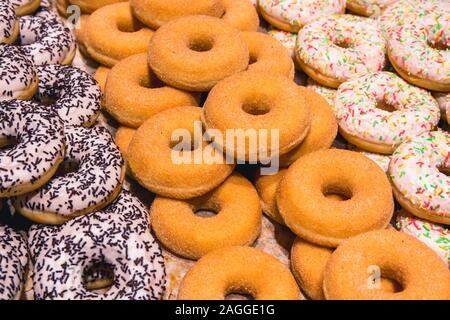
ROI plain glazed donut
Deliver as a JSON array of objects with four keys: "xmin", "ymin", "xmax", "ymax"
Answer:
[
  {"xmin": 279, "ymin": 87, "xmax": 337, "ymax": 167},
  {"xmin": 14, "ymin": 125, "xmax": 125, "ymax": 225},
  {"xmin": 114, "ymin": 127, "xmax": 135, "ymax": 161},
  {"xmin": 389, "ymin": 131, "xmax": 450, "ymax": 225},
  {"xmin": 94, "ymin": 66, "xmax": 110, "ymax": 93},
  {"xmin": 0, "ymin": 2, "xmax": 19, "ymax": 44},
  {"xmin": 178, "ymin": 246, "xmax": 301, "ymax": 300},
  {"xmin": 105, "ymin": 53, "xmax": 198, "ymax": 128},
  {"xmin": 11, "ymin": 0, "xmax": 41, "ymax": 16},
  {"xmin": 0, "ymin": 46, "xmax": 38, "ymax": 101},
  {"xmin": 150, "ymin": 173, "xmax": 262, "ymax": 260},
  {"xmin": 241, "ymin": 31, "xmax": 295, "ymax": 79},
  {"xmin": 277, "ymin": 149, "xmax": 394, "ymax": 247},
  {"xmin": 258, "ymin": 0, "xmax": 346, "ymax": 33},
  {"xmin": 28, "ymin": 191, "xmax": 166, "ymax": 300},
  {"xmin": 346, "ymin": 0, "xmax": 398, "ymax": 17},
  {"xmin": 221, "ymin": 0, "xmax": 259, "ymax": 32},
  {"xmin": 202, "ymin": 71, "xmax": 311, "ymax": 162},
  {"xmin": 323, "ymin": 229, "xmax": 450, "ymax": 300},
  {"xmin": 35, "ymin": 64, "xmax": 101, "ymax": 127},
  {"xmin": 148, "ymin": 15, "xmax": 249, "ymax": 92},
  {"xmin": 335, "ymin": 72, "xmax": 440, "ymax": 154},
  {"xmin": 130, "ymin": 0, "xmax": 224, "ymax": 30},
  {"xmin": 85, "ymin": 2, "xmax": 154, "ymax": 67},
  {"xmin": 254, "ymin": 168, "xmax": 287, "ymax": 225},
  {"xmin": 0, "ymin": 224, "xmax": 28, "ymax": 300},
  {"xmin": 296, "ymin": 14, "xmax": 386, "ymax": 88},
  {"xmin": 68, "ymin": 0, "xmax": 127, "ymax": 14},
  {"xmin": 127, "ymin": 106, "xmax": 235, "ymax": 199},
  {"xmin": 0, "ymin": 100, "xmax": 65, "ymax": 198}
]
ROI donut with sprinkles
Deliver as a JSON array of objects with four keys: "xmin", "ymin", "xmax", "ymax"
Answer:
[
  {"xmin": 0, "ymin": 100, "xmax": 65, "ymax": 198},
  {"xmin": 268, "ymin": 28, "xmax": 297, "ymax": 59},
  {"xmin": 14, "ymin": 125, "xmax": 125, "ymax": 225},
  {"xmin": 432, "ymin": 92, "xmax": 450, "ymax": 123},
  {"xmin": 28, "ymin": 190, "xmax": 166, "ymax": 300},
  {"xmin": 34, "ymin": 64, "xmax": 101, "ymax": 127},
  {"xmin": 0, "ymin": 224, "xmax": 28, "ymax": 300},
  {"xmin": 306, "ymin": 78, "xmax": 337, "ymax": 109},
  {"xmin": 296, "ymin": 14, "xmax": 387, "ymax": 88},
  {"xmin": 0, "ymin": 2, "xmax": 19, "ymax": 44},
  {"xmin": 335, "ymin": 72, "xmax": 440, "ymax": 154}
]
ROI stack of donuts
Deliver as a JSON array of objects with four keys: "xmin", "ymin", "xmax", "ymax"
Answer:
[{"xmin": 0, "ymin": 0, "xmax": 449, "ymax": 300}]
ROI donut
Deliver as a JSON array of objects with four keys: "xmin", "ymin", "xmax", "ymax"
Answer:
[
  {"xmin": 104, "ymin": 53, "xmax": 199, "ymax": 128},
  {"xmin": 202, "ymin": 71, "xmax": 311, "ymax": 162},
  {"xmin": 346, "ymin": 0, "xmax": 398, "ymax": 17},
  {"xmin": 19, "ymin": 15, "xmax": 76, "ymax": 65},
  {"xmin": 323, "ymin": 229, "xmax": 450, "ymax": 300},
  {"xmin": 268, "ymin": 28, "xmax": 297, "ymax": 59},
  {"xmin": 279, "ymin": 87, "xmax": 337, "ymax": 167},
  {"xmin": 306, "ymin": 78, "xmax": 336, "ymax": 108},
  {"xmin": 148, "ymin": 15, "xmax": 249, "ymax": 92},
  {"xmin": 254, "ymin": 168, "xmax": 287, "ymax": 225},
  {"xmin": 55, "ymin": 0, "xmax": 70, "ymax": 17},
  {"xmin": 0, "ymin": 100, "xmax": 65, "ymax": 198},
  {"xmin": 433, "ymin": 92, "xmax": 450, "ymax": 123},
  {"xmin": 68, "ymin": 0, "xmax": 127, "ymax": 14},
  {"xmin": 258, "ymin": 0, "xmax": 346, "ymax": 33},
  {"xmin": 221, "ymin": 0, "xmax": 259, "ymax": 32},
  {"xmin": 34, "ymin": 3, "xmax": 61, "ymax": 21},
  {"xmin": 335, "ymin": 72, "xmax": 440, "ymax": 154},
  {"xmin": 28, "ymin": 190, "xmax": 166, "ymax": 300},
  {"xmin": 85, "ymin": 2, "xmax": 154, "ymax": 67},
  {"xmin": 115, "ymin": 126, "xmax": 135, "ymax": 160},
  {"xmin": 11, "ymin": 0, "xmax": 42, "ymax": 16},
  {"xmin": 277, "ymin": 149, "xmax": 394, "ymax": 247},
  {"xmin": 178, "ymin": 246, "xmax": 301, "ymax": 300},
  {"xmin": 94, "ymin": 66, "xmax": 110, "ymax": 93},
  {"xmin": 35, "ymin": 64, "xmax": 101, "ymax": 127},
  {"xmin": 151, "ymin": 173, "xmax": 261, "ymax": 260},
  {"xmin": 127, "ymin": 106, "xmax": 235, "ymax": 199},
  {"xmin": 14, "ymin": 125, "xmax": 125, "ymax": 225},
  {"xmin": 129, "ymin": 0, "xmax": 224, "ymax": 29},
  {"xmin": 0, "ymin": 2, "xmax": 19, "ymax": 44},
  {"xmin": 396, "ymin": 210, "xmax": 449, "ymax": 267},
  {"xmin": 389, "ymin": 131, "xmax": 450, "ymax": 225},
  {"xmin": 74, "ymin": 15, "xmax": 90, "ymax": 58},
  {"xmin": 348, "ymin": 146, "xmax": 391, "ymax": 173},
  {"xmin": 0, "ymin": 224, "xmax": 28, "ymax": 300},
  {"xmin": 242, "ymin": 31, "xmax": 295, "ymax": 79},
  {"xmin": 0, "ymin": 46, "xmax": 38, "ymax": 101},
  {"xmin": 295, "ymin": 14, "xmax": 386, "ymax": 88},
  {"xmin": 386, "ymin": 10, "xmax": 449, "ymax": 91}
]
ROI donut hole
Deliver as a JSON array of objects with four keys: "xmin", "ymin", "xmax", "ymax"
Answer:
[
  {"xmin": 225, "ymin": 285, "xmax": 255, "ymax": 300},
  {"xmin": 368, "ymin": 267, "xmax": 404, "ymax": 293},
  {"xmin": 0, "ymin": 136, "xmax": 18, "ymax": 151},
  {"xmin": 427, "ymin": 39, "xmax": 449, "ymax": 51},
  {"xmin": 241, "ymin": 98, "xmax": 271, "ymax": 116},
  {"xmin": 376, "ymin": 100, "xmax": 396, "ymax": 113},
  {"xmin": 438, "ymin": 166, "xmax": 450, "ymax": 176},
  {"xmin": 248, "ymin": 54, "xmax": 258, "ymax": 65},
  {"xmin": 322, "ymin": 184, "xmax": 352, "ymax": 201},
  {"xmin": 193, "ymin": 202, "xmax": 220, "ymax": 218},
  {"xmin": 54, "ymin": 159, "xmax": 80, "ymax": 177},
  {"xmin": 83, "ymin": 261, "xmax": 115, "ymax": 292},
  {"xmin": 170, "ymin": 135, "xmax": 201, "ymax": 152},
  {"xmin": 333, "ymin": 39, "xmax": 353, "ymax": 49},
  {"xmin": 188, "ymin": 36, "xmax": 215, "ymax": 52},
  {"xmin": 117, "ymin": 18, "xmax": 143, "ymax": 33}
]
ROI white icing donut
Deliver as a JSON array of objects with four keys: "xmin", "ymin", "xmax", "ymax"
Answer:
[
  {"xmin": 335, "ymin": 72, "xmax": 440, "ymax": 152},
  {"xmin": 0, "ymin": 2, "xmax": 19, "ymax": 44},
  {"xmin": 0, "ymin": 100, "xmax": 65, "ymax": 197},
  {"xmin": 296, "ymin": 14, "xmax": 386, "ymax": 86},
  {"xmin": 0, "ymin": 46, "xmax": 37, "ymax": 101},
  {"xmin": 19, "ymin": 15, "xmax": 76, "ymax": 65},
  {"xmin": 28, "ymin": 190, "xmax": 166, "ymax": 300},
  {"xmin": 14, "ymin": 125, "xmax": 125, "ymax": 224},
  {"xmin": 267, "ymin": 28, "xmax": 297, "ymax": 58},
  {"xmin": 35, "ymin": 64, "xmax": 101, "ymax": 126},
  {"xmin": 432, "ymin": 92, "xmax": 450, "ymax": 122},
  {"xmin": 0, "ymin": 224, "xmax": 28, "ymax": 300},
  {"xmin": 389, "ymin": 131, "xmax": 450, "ymax": 224}
]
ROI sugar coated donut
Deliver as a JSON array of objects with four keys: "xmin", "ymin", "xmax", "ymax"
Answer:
[
  {"xmin": 0, "ymin": 2, "xmax": 19, "ymax": 44},
  {"xmin": 389, "ymin": 131, "xmax": 450, "ymax": 225},
  {"xmin": 85, "ymin": 2, "xmax": 154, "ymax": 67},
  {"xmin": 221, "ymin": 0, "xmax": 259, "ymax": 31},
  {"xmin": 0, "ymin": 224, "xmax": 28, "ymax": 300},
  {"xmin": 35, "ymin": 64, "xmax": 101, "ymax": 127},
  {"xmin": 105, "ymin": 53, "xmax": 198, "ymax": 128},
  {"xmin": 242, "ymin": 31, "xmax": 295, "ymax": 79},
  {"xmin": 94, "ymin": 66, "xmax": 110, "ymax": 93},
  {"xmin": 346, "ymin": 0, "xmax": 398, "ymax": 17},
  {"xmin": 178, "ymin": 246, "xmax": 301, "ymax": 300},
  {"xmin": 323, "ymin": 229, "xmax": 450, "ymax": 299},
  {"xmin": 306, "ymin": 78, "xmax": 336, "ymax": 108},
  {"xmin": 348, "ymin": 146, "xmax": 391, "ymax": 173},
  {"xmin": 55, "ymin": 0, "xmax": 70, "ymax": 17},
  {"xmin": 19, "ymin": 15, "xmax": 76, "ymax": 65},
  {"xmin": 258, "ymin": 0, "xmax": 346, "ymax": 33},
  {"xmin": 28, "ymin": 191, "xmax": 166, "ymax": 300},
  {"xmin": 148, "ymin": 15, "xmax": 249, "ymax": 92},
  {"xmin": 128, "ymin": 106, "xmax": 235, "ymax": 199},
  {"xmin": 0, "ymin": 100, "xmax": 65, "ymax": 197},
  {"xmin": 335, "ymin": 72, "xmax": 440, "ymax": 154},
  {"xmin": 433, "ymin": 92, "xmax": 450, "ymax": 123},
  {"xmin": 254, "ymin": 168, "xmax": 287, "ymax": 225},
  {"xmin": 202, "ymin": 72, "xmax": 311, "ymax": 162},
  {"xmin": 150, "ymin": 173, "xmax": 262, "ymax": 260},
  {"xmin": 130, "ymin": 0, "xmax": 224, "ymax": 29},
  {"xmin": 296, "ymin": 14, "xmax": 386, "ymax": 88},
  {"xmin": 277, "ymin": 149, "xmax": 394, "ymax": 247},
  {"xmin": 14, "ymin": 125, "xmax": 125, "ymax": 225},
  {"xmin": 396, "ymin": 210, "xmax": 449, "ymax": 267},
  {"xmin": 11, "ymin": 0, "xmax": 41, "ymax": 16},
  {"xmin": 268, "ymin": 28, "xmax": 297, "ymax": 59},
  {"xmin": 0, "ymin": 46, "xmax": 38, "ymax": 101},
  {"xmin": 68, "ymin": 0, "xmax": 127, "ymax": 14},
  {"xmin": 115, "ymin": 127, "xmax": 135, "ymax": 161},
  {"xmin": 279, "ymin": 87, "xmax": 337, "ymax": 167},
  {"xmin": 74, "ymin": 15, "xmax": 90, "ymax": 58}
]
